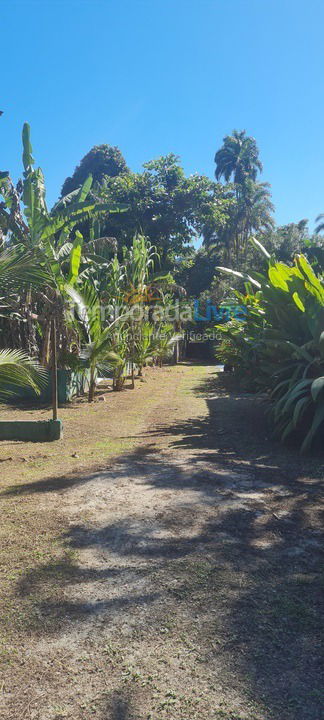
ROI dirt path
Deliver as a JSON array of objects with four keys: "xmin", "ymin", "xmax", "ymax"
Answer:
[{"xmin": 1, "ymin": 364, "xmax": 323, "ymax": 720}]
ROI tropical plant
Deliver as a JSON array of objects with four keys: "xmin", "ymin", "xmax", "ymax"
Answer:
[
  {"xmin": 120, "ymin": 234, "xmax": 165, "ymax": 384},
  {"xmin": 62, "ymin": 151, "xmax": 233, "ymax": 270},
  {"xmin": 216, "ymin": 238, "xmax": 324, "ymax": 451},
  {"xmin": 69, "ymin": 281, "xmax": 123, "ymax": 402},
  {"xmin": 0, "ymin": 244, "xmax": 48, "ymax": 398},
  {"xmin": 152, "ymin": 323, "xmax": 182, "ymax": 367},
  {"xmin": 219, "ymin": 180, "xmax": 274, "ymax": 263},
  {"xmin": 315, "ymin": 212, "xmax": 324, "ymax": 234},
  {"xmin": 0, "ymin": 349, "xmax": 46, "ymax": 398},
  {"xmin": 68, "ymin": 235, "xmax": 163, "ymax": 399},
  {"xmin": 132, "ymin": 322, "xmax": 154, "ymax": 376},
  {"xmin": 263, "ymin": 219, "xmax": 311, "ymax": 263},
  {"xmin": 215, "ymin": 130, "xmax": 263, "ymax": 185},
  {"xmin": 5, "ymin": 123, "xmax": 126, "ymax": 365}
]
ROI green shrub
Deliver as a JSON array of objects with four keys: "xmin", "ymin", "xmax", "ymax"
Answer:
[{"xmin": 216, "ymin": 239, "xmax": 324, "ymax": 451}]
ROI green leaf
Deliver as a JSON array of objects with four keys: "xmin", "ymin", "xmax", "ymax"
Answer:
[
  {"xmin": 249, "ymin": 235, "xmax": 271, "ymax": 259},
  {"xmin": 216, "ymin": 266, "xmax": 261, "ymax": 289},
  {"xmin": 0, "ymin": 245, "xmax": 50, "ymax": 287},
  {"xmin": 281, "ymin": 379, "xmax": 312, "ymax": 415},
  {"xmin": 301, "ymin": 402, "xmax": 324, "ymax": 453},
  {"xmin": 285, "ymin": 341, "xmax": 313, "ymax": 363},
  {"xmin": 77, "ymin": 174, "xmax": 93, "ymax": 203},
  {"xmin": 293, "ymin": 396, "xmax": 310, "ymax": 428},
  {"xmin": 270, "ymin": 378, "xmax": 291, "ymax": 398},
  {"xmin": 319, "ymin": 331, "xmax": 324, "ymax": 358},
  {"xmin": 281, "ymin": 420, "xmax": 294, "ymax": 441},
  {"xmin": 268, "ymin": 265, "xmax": 289, "ymax": 292},
  {"xmin": 311, "ymin": 376, "xmax": 324, "ymax": 402},
  {"xmin": 295, "ymin": 255, "xmax": 324, "ymax": 303},
  {"xmin": 68, "ymin": 231, "xmax": 83, "ymax": 285},
  {"xmin": 292, "ymin": 291, "xmax": 305, "ymax": 312},
  {"xmin": 0, "ymin": 349, "xmax": 47, "ymax": 398},
  {"xmin": 42, "ymin": 202, "xmax": 127, "ymax": 242},
  {"xmin": 274, "ymin": 378, "xmax": 312, "ymax": 418},
  {"xmin": 22, "ymin": 123, "xmax": 34, "ymax": 171}
]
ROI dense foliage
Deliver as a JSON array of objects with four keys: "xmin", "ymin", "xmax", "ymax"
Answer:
[
  {"xmin": 61, "ymin": 144, "xmax": 129, "ymax": 196},
  {"xmin": 0, "ymin": 124, "xmax": 183, "ymax": 402},
  {"xmin": 216, "ymin": 239, "xmax": 324, "ymax": 451},
  {"xmin": 62, "ymin": 151, "xmax": 235, "ymax": 268},
  {"xmin": 2, "ymin": 118, "xmax": 324, "ymax": 447}
]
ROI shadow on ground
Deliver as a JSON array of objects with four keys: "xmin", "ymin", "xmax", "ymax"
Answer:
[{"xmin": 8, "ymin": 371, "xmax": 324, "ymax": 719}]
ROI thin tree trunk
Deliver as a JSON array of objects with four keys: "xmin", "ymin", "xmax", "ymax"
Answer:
[
  {"xmin": 88, "ymin": 365, "xmax": 96, "ymax": 402},
  {"xmin": 41, "ymin": 320, "xmax": 51, "ymax": 366},
  {"xmin": 173, "ymin": 340, "xmax": 179, "ymax": 364},
  {"xmin": 25, "ymin": 286, "xmax": 38, "ymax": 356},
  {"xmin": 51, "ymin": 316, "xmax": 58, "ymax": 421}
]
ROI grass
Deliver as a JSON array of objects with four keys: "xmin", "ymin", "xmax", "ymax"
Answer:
[
  {"xmin": 0, "ymin": 363, "xmax": 323, "ymax": 720},
  {"xmin": 0, "ymin": 367, "xmax": 184, "ymax": 643}
]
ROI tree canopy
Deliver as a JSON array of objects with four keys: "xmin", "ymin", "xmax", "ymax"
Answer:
[
  {"xmin": 215, "ymin": 129, "xmax": 263, "ymax": 184},
  {"xmin": 61, "ymin": 144, "xmax": 129, "ymax": 196},
  {"xmin": 60, "ymin": 151, "xmax": 234, "ymax": 270}
]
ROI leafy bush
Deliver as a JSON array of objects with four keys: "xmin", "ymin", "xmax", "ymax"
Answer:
[{"xmin": 216, "ymin": 238, "xmax": 324, "ymax": 451}]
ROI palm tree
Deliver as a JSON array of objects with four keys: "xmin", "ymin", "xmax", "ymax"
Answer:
[
  {"xmin": 315, "ymin": 213, "xmax": 324, "ymax": 234},
  {"xmin": 132, "ymin": 322, "xmax": 154, "ymax": 376},
  {"xmin": 217, "ymin": 179, "xmax": 274, "ymax": 264},
  {"xmin": 70, "ymin": 281, "xmax": 122, "ymax": 402},
  {"xmin": 0, "ymin": 243, "xmax": 49, "ymax": 287},
  {"xmin": 215, "ymin": 130, "xmax": 263, "ymax": 186},
  {"xmin": 238, "ymin": 180, "xmax": 274, "ymax": 242},
  {"xmin": 153, "ymin": 324, "xmax": 182, "ymax": 367},
  {"xmin": 0, "ymin": 246, "xmax": 48, "ymax": 396},
  {"xmin": 0, "ymin": 349, "xmax": 46, "ymax": 398}
]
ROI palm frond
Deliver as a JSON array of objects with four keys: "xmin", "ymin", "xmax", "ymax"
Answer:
[
  {"xmin": 0, "ymin": 349, "xmax": 47, "ymax": 398},
  {"xmin": 0, "ymin": 245, "xmax": 50, "ymax": 287}
]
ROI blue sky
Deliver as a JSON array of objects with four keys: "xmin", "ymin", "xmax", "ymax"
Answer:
[{"xmin": 1, "ymin": 0, "xmax": 323, "ymax": 230}]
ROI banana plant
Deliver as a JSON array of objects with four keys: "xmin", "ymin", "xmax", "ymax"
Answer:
[
  {"xmin": 10, "ymin": 123, "xmax": 127, "ymax": 366},
  {"xmin": 20, "ymin": 124, "xmax": 125, "ymax": 253},
  {"xmin": 122, "ymin": 235, "xmax": 175, "ymax": 381},
  {"xmin": 0, "ymin": 173, "xmax": 28, "ymax": 242}
]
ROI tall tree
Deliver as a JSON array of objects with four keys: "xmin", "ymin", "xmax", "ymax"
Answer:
[
  {"xmin": 213, "ymin": 131, "xmax": 273, "ymax": 263},
  {"xmin": 93, "ymin": 154, "xmax": 233, "ymax": 268},
  {"xmin": 263, "ymin": 219, "xmax": 310, "ymax": 262},
  {"xmin": 61, "ymin": 144, "xmax": 129, "ymax": 197},
  {"xmin": 237, "ymin": 180, "xmax": 274, "ymax": 241},
  {"xmin": 215, "ymin": 129, "xmax": 263, "ymax": 185}
]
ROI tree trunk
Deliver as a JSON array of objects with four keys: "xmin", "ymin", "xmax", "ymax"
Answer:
[
  {"xmin": 173, "ymin": 340, "xmax": 179, "ymax": 365},
  {"xmin": 88, "ymin": 366, "xmax": 96, "ymax": 402},
  {"xmin": 25, "ymin": 286, "xmax": 38, "ymax": 357},
  {"xmin": 51, "ymin": 317, "xmax": 58, "ymax": 420},
  {"xmin": 113, "ymin": 368, "xmax": 124, "ymax": 391},
  {"xmin": 41, "ymin": 320, "xmax": 51, "ymax": 367}
]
